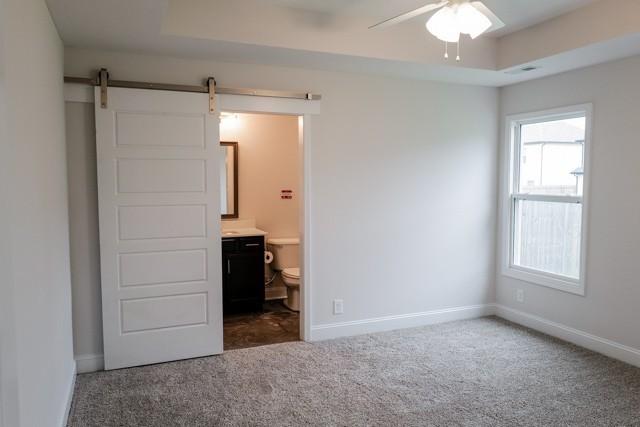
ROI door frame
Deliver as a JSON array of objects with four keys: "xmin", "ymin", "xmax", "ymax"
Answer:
[
  {"xmin": 64, "ymin": 84, "xmax": 320, "ymax": 342},
  {"xmin": 218, "ymin": 93, "xmax": 320, "ymax": 341}
]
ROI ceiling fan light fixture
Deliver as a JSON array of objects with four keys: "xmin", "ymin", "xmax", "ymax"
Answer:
[
  {"xmin": 426, "ymin": 2, "xmax": 493, "ymax": 44},
  {"xmin": 370, "ymin": 0, "xmax": 504, "ymax": 62},
  {"xmin": 426, "ymin": 6, "xmax": 460, "ymax": 43},
  {"xmin": 456, "ymin": 2, "xmax": 492, "ymax": 39}
]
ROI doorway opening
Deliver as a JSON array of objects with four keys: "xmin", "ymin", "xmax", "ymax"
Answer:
[
  {"xmin": 86, "ymin": 75, "xmax": 318, "ymax": 369},
  {"xmin": 219, "ymin": 112, "xmax": 304, "ymax": 350}
]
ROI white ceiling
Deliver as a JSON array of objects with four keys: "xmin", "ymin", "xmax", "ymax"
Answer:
[
  {"xmin": 263, "ymin": 0, "xmax": 598, "ymax": 36},
  {"xmin": 47, "ymin": 0, "xmax": 598, "ymax": 47},
  {"xmin": 47, "ymin": 0, "xmax": 640, "ymax": 87}
]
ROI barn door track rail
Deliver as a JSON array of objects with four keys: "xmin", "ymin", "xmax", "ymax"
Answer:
[{"xmin": 64, "ymin": 68, "xmax": 321, "ymax": 111}]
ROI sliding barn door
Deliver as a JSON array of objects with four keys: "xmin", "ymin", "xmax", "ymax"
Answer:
[{"xmin": 95, "ymin": 87, "xmax": 223, "ymax": 370}]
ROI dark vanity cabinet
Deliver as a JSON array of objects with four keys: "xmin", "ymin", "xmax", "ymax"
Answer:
[{"xmin": 222, "ymin": 236, "xmax": 265, "ymax": 313}]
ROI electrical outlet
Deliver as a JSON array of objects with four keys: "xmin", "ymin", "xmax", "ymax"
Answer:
[
  {"xmin": 516, "ymin": 289, "xmax": 525, "ymax": 303},
  {"xmin": 333, "ymin": 299, "xmax": 344, "ymax": 315}
]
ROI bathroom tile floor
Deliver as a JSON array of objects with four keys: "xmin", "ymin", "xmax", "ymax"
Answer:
[{"xmin": 223, "ymin": 300, "xmax": 300, "ymax": 350}]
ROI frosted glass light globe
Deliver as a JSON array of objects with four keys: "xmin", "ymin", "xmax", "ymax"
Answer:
[
  {"xmin": 426, "ymin": 6, "xmax": 460, "ymax": 43},
  {"xmin": 426, "ymin": 2, "xmax": 492, "ymax": 42},
  {"xmin": 456, "ymin": 3, "xmax": 492, "ymax": 39}
]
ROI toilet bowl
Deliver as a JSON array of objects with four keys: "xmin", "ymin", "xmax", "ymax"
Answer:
[
  {"xmin": 267, "ymin": 237, "xmax": 300, "ymax": 312},
  {"xmin": 281, "ymin": 267, "xmax": 300, "ymax": 311}
]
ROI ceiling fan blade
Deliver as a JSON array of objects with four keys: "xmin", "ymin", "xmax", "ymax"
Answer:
[
  {"xmin": 368, "ymin": 0, "xmax": 449, "ymax": 29},
  {"xmin": 470, "ymin": 1, "xmax": 505, "ymax": 33}
]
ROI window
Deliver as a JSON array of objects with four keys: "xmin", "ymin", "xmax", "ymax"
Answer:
[{"xmin": 503, "ymin": 105, "xmax": 591, "ymax": 295}]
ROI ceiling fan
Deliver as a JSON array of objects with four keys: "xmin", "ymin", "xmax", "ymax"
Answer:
[{"xmin": 369, "ymin": 0, "xmax": 505, "ymax": 61}]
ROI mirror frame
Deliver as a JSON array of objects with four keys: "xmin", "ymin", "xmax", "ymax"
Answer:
[{"xmin": 221, "ymin": 141, "xmax": 239, "ymax": 219}]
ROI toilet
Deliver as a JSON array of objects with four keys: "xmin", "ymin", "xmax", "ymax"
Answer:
[{"xmin": 267, "ymin": 237, "xmax": 300, "ymax": 311}]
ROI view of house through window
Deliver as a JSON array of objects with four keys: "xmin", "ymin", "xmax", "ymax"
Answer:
[
  {"xmin": 518, "ymin": 117, "xmax": 585, "ymax": 196},
  {"xmin": 509, "ymin": 112, "xmax": 587, "ymax": 285}
]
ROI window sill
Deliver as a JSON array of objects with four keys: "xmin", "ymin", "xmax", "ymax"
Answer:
[{"xmin": 502, "ymin": 266, "xmax": 585, "ymax": 296}]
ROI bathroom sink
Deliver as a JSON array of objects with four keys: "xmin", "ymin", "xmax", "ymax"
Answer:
[{"xmin": 220, "ymin": 227, "xmax": 267, "ymax": 238}]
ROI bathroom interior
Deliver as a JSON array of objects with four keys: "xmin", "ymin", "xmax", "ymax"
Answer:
[{"xmin": 219, "ymin": 112, "xmax": 302, "ymax": 350}]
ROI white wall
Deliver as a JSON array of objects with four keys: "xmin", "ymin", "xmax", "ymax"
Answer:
[
  {"xmin": 220, "ymin": 113, "xmax": 300, "ymax": 238},
  {"xmin": 64, "ymin": 47, "xmax": 498, "ymax": 358},
  {"xmin": 65, "ymin": 102, "xmax": 103, "ymax": 360},
  {"xmin": 0, "ymin": 0, "xmax": 75, "ymax": 425},
  {"xmin": 0, "ymin": 3, "xmax": 21, "ymax": 423},
  {"xmin": 498, "ymin": 55, "xmax": 640, "ymax": 351}
]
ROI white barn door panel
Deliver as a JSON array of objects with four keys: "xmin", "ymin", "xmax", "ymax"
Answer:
[{"xmin": 95, "ymin": 87, "xmax": 222, "ymax": 370}]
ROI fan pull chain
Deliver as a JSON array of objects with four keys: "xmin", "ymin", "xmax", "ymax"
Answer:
[{"xmin": 444, "ymin": 42, "xmax": 449, "ymax": 59}]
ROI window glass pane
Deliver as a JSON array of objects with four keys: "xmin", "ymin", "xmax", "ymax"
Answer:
[
  {"xmin": 519, "ymin": 116, "xmax": 585, "ymax": 196},
  {"xmin": 513, "ymin": 199, "xmax": 582, "ymax": 279}
]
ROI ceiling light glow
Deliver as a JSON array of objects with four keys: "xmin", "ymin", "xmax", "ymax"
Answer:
[
  {"xmin": 425, "ymin": 6, "xmax": 460, "ymax": 43},
  {"xmin": 456, "ymin": 3, "xmax": 491, "ymax": 39},
  {"xmin": 220, "ymin": 112, "xmax": 240, "ymax": 130},
  {"xmin": 426, "ymin": 2, "xmax": 492, "ymax": 43}
]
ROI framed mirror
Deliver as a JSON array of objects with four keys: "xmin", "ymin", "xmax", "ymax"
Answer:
[{"xmin": 220, "ymin": 141, "xmax": 238, "ymax": 219}]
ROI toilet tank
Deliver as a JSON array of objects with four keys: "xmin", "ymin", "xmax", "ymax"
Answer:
[{"xmin": 267, "ymin": 237, "xmax": 299, "ymax": 271}]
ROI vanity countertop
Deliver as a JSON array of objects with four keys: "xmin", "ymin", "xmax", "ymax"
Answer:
[{"xmin": 221, "ymin": 227, "xmax": 268, "ymax": 238}]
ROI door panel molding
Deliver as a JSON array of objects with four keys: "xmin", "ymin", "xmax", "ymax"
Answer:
[{"xmin": 95, "ymin": 86, "xmax": 222, "ymax": 370}]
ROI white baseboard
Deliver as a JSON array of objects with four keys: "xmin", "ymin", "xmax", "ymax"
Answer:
[
  {"xmin": 495, "ymin": 304, "xmax": 640, "ymax": 368},
  {"xmin": 72, "ymin": 306, "xmax": 639, "ymax": 374},
  {"xmin": 75, "ymin": 353, "xmax": 104, "ymax": 373},
  {"xmin": 309, "ymin": 304, "xmax": 495, "ymax": 341},
  {"xmin": 60, "ymin": 363, "xmax": 77, "ymax": 427}
]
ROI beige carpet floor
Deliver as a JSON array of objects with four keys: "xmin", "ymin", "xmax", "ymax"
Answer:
[{"xmin": 68, "ymin": 317, "xmax": 640, "ymax": 426}]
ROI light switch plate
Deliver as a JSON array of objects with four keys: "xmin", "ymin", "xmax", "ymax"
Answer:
[{"xmin": 333, "ymin": 299, "xmax": 344, "ymax": 315}]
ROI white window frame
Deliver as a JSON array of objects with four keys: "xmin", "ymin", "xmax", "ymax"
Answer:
[{"xmin": 501, "ymin": 104, "xmax": 592, "ymax": 296}]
